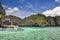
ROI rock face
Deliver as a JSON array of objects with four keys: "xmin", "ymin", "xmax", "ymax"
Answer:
[
  {"xmin": 23, "ymin": 14, "xmax": 60, "ymax": 27},
  {"xmin": 2, "ymin": 15, "xmax": 22, "ymax": 26},
  {"xmin": 54, "ymin": 16, "xmax": 60, "ymax": 26},
  {"xmin": 46, "ymin": 16, "xmax": 60, "ymax": 26},
  {"xmin": 1, "ymin": 14, "xmax": 60, "ymax": 27},
  {"xmin": 0, "ymin": 2, "xmax": 5, "ymax": 20},
  {"xmin": 0, "ymin": 2, "xmax": 60, "ymax": 27},
  {"xmin": 47, "ymin": 16, "xmax": 56, "ymax": 26},
  {"xmin": 0, "ymin": 2, "xmax": 5, "ymax": 28},
  {"xmin": 23, "ymin": 14, "xmax": 48, "ymax": 26}
]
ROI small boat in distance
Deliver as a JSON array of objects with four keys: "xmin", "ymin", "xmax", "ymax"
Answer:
[
  {"xmin": 0, "ymin": 17, "xmax": 22, "ymax": 31},
  {"xmin": 0, "ymin": 15, "xmax": 22, "ymax": 31},
  {"xmin": 3, "ymin": 25, "xmax": 20, "ymax": 30}
]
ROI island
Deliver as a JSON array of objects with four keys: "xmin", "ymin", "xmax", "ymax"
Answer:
[{"xmin": 0, "ymin": 2, "xmax": 60, "ymax": 30}]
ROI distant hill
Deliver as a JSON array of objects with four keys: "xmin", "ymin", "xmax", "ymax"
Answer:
[
  {"xmin": 2, "ymin": 15, "xmax": 23, "ymax": 26},
  {"xmin": 0, "ymin": 2, "xmax": 60, "ymax": 27},
  {"xmin": 23, "ymin": 14, "xmax": 48, "ymax": 26},
  {"xmin": 1, "ymin": 14, "xmax": 60, "ymax": 27},
  {"xmin": 23, "ymin": 14, "xmax": 60, "ymax": 27}
]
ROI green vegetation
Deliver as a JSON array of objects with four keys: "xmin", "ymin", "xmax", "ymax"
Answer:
[
  {"xmin": 0, "ymin": 2, "xmax": 60, "ymax": 27},
  {"xmin": 23, "ymin": 14, "xmax": 48, "ymax": 26},
  {"xmin": 0, "ymin": 14, "xmax": 4, "ymax": 20},
  {"xmin": 8, "ymin": 15, "xmax": 22, "ymax": 22},
  {"xmin": 0, "ymin": 2, "xmax": 5, "ymax": 20},
  {"xmin": 22, "ymin": 14, "xmax": 60, "ymax": 27},
  {"xmin": 2, "ymin": 15, "xmax": 22, "ymax": 26},
  {"xmin": 2, "ymin": 14, "xmax": 60, "ymax": 27}
]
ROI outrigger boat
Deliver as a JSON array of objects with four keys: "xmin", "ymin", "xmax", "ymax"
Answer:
[{"xmin": 0, "ymin": 19, "xmax": 21, "ymax": 31}]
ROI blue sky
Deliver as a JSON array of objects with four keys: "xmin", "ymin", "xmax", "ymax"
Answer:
[{"xmin": 0, "ymin": 0, "xmax": 60, "ymax": 18}]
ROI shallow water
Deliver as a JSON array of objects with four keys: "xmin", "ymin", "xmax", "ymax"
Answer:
[{"xmin": 0, "ymin": 27, "xmax": 60, "ymax": 40}]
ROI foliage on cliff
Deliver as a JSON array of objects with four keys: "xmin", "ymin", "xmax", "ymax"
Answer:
[
  {"xmin": 23, "ymin": 14, "xmax": 48, "ymax": 26},
  {"xmin": 2, "ymin": 14, "xmax": 60, "ymax": 27},
  {"xmin": 8, "ymin": 15, "xmax": 22, "ymax": 22},
  {"xmin": 0, "ymin": 2, "xmax": 5, "ymax": 20},
  {"xmin": 23, "ymin": 14, "xmax": 60, "ymax": 26}
]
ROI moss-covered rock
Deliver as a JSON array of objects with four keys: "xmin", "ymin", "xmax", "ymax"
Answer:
[{"xmin": 23, "ymin": 14, "xmax": 48, "ymax": 26}]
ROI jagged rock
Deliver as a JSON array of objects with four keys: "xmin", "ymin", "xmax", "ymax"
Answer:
[
  {"xmin": 0, "ymin": 2, "xmax": 5, "ymax": 20},
  {"xmin": 0, "ymin": 2, "xmax": 5, "ymax": 28},
  {"xmin": 47, "ymin": 16, "xmax": 56, "ymax": 26},
  {"xmin": 2, "ymin": 15, "xmax": 22, "ymax": 26},
  {"xmin": 55, "ymin": 16, "xmax": 60, "ymax": 26},
  {"xmin": 23, "ymin": 14, "xmax": 48, "ymax": 26}
]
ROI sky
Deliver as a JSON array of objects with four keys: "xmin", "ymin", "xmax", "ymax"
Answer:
[{"xmin": 0, "ymin": 0, "xmax": 60, "ymax": 18}]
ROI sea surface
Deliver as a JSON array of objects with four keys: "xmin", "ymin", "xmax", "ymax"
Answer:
[{"xmin": 0, "ymin": 27, "xmax": 60, "ymax": 40}]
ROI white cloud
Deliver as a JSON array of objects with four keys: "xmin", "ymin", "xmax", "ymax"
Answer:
[
  {"xmin": 6, "ymin": 7, "xmax": 36, "ymax": 19},
  {"xmin": 2, "ymin": 5, "xmax": 11, "ymax": 8},
  {"xmin": 55, "ymin": 0, "xmax": 60, "ymax": 3},
  {"xmin": 2, "ymin": 5, "xmax": 8, "ymax": 8},
  {"xmin": 14, "ymin": 7, "xmax": 19, "ymax": 11},
  {"xmin": 42, "ymin": 7, "xmax": 60, "ymax": 17},
  {"xmin": 6, "ymin": 7, "xmax": 19, "ymax": 13}
]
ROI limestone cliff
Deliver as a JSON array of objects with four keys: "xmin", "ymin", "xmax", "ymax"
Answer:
[{"xmin": 0, "ymin": 2, "xmax": 5, "ymax": 20}]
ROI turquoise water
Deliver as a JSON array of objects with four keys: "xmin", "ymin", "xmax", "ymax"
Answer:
[{"xmin": 0, "ymin": 27, "xmax": 60, "ymax": 40}]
